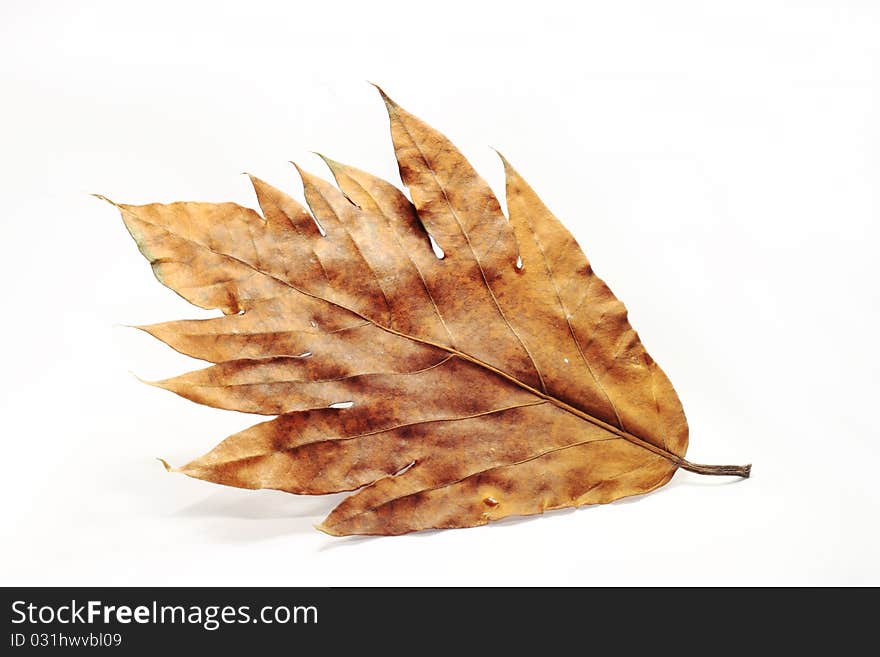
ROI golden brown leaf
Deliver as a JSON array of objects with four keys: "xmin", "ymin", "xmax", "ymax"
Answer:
[{"xmin": 106, "ymin": 88, "xmax": 750, "ymax": 536}]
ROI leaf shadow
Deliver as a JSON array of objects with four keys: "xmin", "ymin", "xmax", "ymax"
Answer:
[
  {"xmin": 169, "ymin": 489, "xmax": 346, "ymax": 543},
  {"xmin": 197, "ymin": 516, "xmax": 320, "ymax": 543},
  {"xmin": 174, "ymin": 489, "xmax": 345, "ymax": 520},
  {"xmin": 318, "ymin": 535, "xmax": 383, "ymax": 551}
]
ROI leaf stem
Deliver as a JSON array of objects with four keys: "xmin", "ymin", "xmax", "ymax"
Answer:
[{"xmin": 678, "ymin": 460, "xmax": 751, "ymax": 478}]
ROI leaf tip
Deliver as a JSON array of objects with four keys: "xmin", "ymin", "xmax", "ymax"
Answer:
[
  {"xmin": 312, "ymin": 152, "xmax": 339, "ymax": 172},
  {"xmin": 157, "ymin": 458, "xmax": 174, "ymax": 472},
  {"xmin": 290, "ymin": 160, "xmax": 313, "ymax": 187},
  {"xmin": 128, "ymin": 324, "xmax": 163, "ymax": 342},
  {"xmin": 243, "ymin": 172, "xmax": 266, "ymax": 196},
  {"xmin": 130, "ymin": 371, "xmax": 163, "ymax": 389},
  {"xmin": 314, "ymin": 522, "xmax": 342, "ymax": 537},
  {"xmin": 369, "ymin": 82, "xmax": 398, "ymax": 111},
  {"xmin": 288, "ymin": 160, "xmax": 306, "ymax": 177},
  {"xmin": 314, "ymin": 154, "xmax": 355, "ymax": 193},
  {"xmin": 291, "ymin": 161, "xmax": 323, "ymax": 190},
  {"xmin": 291, "ymin": 161, "xmax": 314, "ymax": 187},
  {"xmin": 493, "ymin": 149, "xmax": 517, "ymax": 177},
  {"xmin": 92, "ymin": 193, "xmax": 121, "ymax": 209}
]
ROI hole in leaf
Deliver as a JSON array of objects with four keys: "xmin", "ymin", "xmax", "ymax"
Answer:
[
  {"xmin": 393, "ymin": 460, "xmax": 416, "ymax": 477},
  {"xmin": 483, "ymin": 496, "xmax": 499, "ymax": 507},
  {"xmin": 328, "ymin": 401, "xmax": 354, "ymax": 409},
  {"xmin": 428, "ymin": 234, "xmax": 445, "ymax": 259},
  {"xmin": 296, "ymin": 351, "xmax": 313, "ymax": 358},
  {"xmin": 515, "ymin": 255, "xmax": 523, "ymax": 270}
]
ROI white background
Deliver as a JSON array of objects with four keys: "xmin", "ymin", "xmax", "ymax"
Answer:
[{"xmin": 1, "ymin": 0, "xmax": 877, "ymax": 586}]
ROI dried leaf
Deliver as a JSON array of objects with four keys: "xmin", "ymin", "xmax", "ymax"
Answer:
[{"xmin": 106, "ymin": 88, "xmax": 749, "ymax": 536}]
